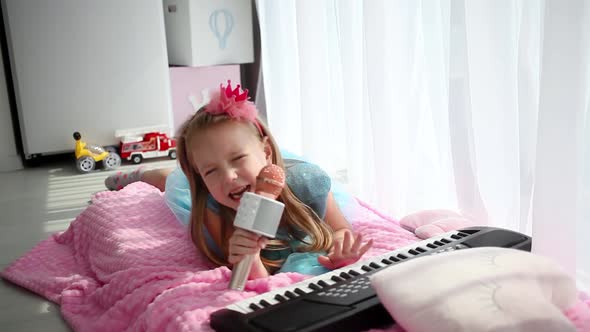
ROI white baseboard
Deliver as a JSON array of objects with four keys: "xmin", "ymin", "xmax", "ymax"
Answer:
[{"xmin": 0, "ymin": 154, "xmax": 23, "ymax": 172}]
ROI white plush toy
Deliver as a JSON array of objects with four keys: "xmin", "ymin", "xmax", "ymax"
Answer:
[{"xmin": 370, "ymin": 247, "xmax": 579, "ymax": 332}]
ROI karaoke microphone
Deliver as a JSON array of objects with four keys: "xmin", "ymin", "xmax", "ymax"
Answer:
[{"xmin": 229, "ymin": 164, "xmax": 286, "ymax": 290}]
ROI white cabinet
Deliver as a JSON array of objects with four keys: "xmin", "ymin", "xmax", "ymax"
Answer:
[
  {"xmin": 163, "ymin": 0, "xmax": 254, "ymax": 66},
  {"xmin": 2, "ymin": 0, "xmax": 173, "ymax": 157}
]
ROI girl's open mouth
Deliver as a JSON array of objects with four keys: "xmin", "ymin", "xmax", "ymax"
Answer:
[{"xmin": 229, "ymin": 185, "xmax": 250, "ymax": 201}]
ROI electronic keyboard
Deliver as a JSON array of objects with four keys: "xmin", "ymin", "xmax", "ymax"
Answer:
[{"xmin": 210, "ymin": 226, "xmax": 531, "ymax": 332}]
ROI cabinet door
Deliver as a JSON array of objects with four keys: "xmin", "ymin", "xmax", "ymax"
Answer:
[{"xmin": 3, "ymin": 0, "xmax": 172, "ymax": 156}]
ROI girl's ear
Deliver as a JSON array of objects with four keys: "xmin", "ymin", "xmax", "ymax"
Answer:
[{"xmin": 262, "ymin": 136, "xmax": 273, "ymax": 164}]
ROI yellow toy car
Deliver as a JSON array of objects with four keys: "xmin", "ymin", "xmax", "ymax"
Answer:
[{"xmin": 73, "ymin": 132, "xmax": 121, "ymax": 173}]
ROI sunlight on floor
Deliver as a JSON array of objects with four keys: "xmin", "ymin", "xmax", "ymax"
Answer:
[
  {"xmin": 43, "ymin": 160, "xmax": 178, "ymax": 231},
  {"xmin": 38, "ymin": 302, "xmax": 51, "ymax": 314},
  {"xmin": 43, "ymin": 218, "xmax": 77, "ymax": 234},
  {"xmin": 45, "ymin": 166, "xmax": 114, "ymax": 230}
]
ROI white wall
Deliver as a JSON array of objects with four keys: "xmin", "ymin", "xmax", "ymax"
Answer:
[{"xmin": 0, "ymin": 47, "xmax": 21, "ymax": 172}]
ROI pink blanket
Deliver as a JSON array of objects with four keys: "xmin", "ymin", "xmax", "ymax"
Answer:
[
  {"xmin": 1, "ymin": 182, "xmax": 418, "ymax": 331},
  {"xmin": 2, "ymin": 182, "xmax": 589, "ymax": 331}
]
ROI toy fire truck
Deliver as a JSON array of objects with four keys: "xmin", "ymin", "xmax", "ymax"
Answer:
[{"xmin": 116, "ymin": 126, "xmax": 177, "ymax": 164}]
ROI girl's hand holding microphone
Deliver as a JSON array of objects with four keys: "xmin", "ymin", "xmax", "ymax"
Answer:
[
  {"xmin": 228, "ymin": 228, "xmax": 268, "ymax": 265},
  {"xmin": 228, "ymin": 163, "xmax": 285, "ymax": 267},
  {"xmin": 228, "ymin": 164, "xmax": 286, "ymax": 289}
]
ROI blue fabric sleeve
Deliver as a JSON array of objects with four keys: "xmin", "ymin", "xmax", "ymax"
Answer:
[
  {"xmin": 283, "ymin": 159, "xmax": 331, "ymax": 219},
  {"xmin": 164, "ymin": 167, "xmax": 192, "ymax": 226},
  {"xmin": 277, "ymin": 252, "xmax": 331, "ymax": 275},
  {"xmin": 281, "ymin": 150, "xmax": 356, "ymax": 219}
]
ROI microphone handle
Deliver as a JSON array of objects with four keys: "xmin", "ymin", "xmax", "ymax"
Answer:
[{"xmin": 228, "ymin": 254, "xmax": 255, "ymax": 290}]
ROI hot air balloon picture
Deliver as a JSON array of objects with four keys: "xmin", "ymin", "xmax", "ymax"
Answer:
[{"xmin": 209, "ymin": 9, "xmax": 234, "ymax": 50}]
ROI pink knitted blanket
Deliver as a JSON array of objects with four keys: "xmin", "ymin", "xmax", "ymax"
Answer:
[{"xmin": 2, "ymin": 182, "xmax": 588, "ymax": 331}]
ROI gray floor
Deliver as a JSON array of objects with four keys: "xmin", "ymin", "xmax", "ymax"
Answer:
[{"xmin": 0, "ymin": 157, "xmax": 176, "ymax": 331}]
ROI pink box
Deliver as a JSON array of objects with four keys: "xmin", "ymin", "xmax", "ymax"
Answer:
[{"xmin": 169, "ymin": 65, "xmax": 241, "ymax": 133}]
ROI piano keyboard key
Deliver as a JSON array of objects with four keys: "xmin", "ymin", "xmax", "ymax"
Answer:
[
  {"xmin": 294, "ymin": 288, "xmax": 306, "ymax": 296},
  {"xmin": 225, "ymin": 265, "xmax": 366, "ymax": 314},
  {"xmin": 274, "ymin": 294, "xmax": 288, "ymax": 302},
  {"xmin": 318, "ymin": 280, "xmax": 330, "ymax": 287},
  {"xmin": 309, "ymin": 283, "xmax": 321, "ymax": 291},
  {"xmin": 369, "ymin": 262, "xmax": 381, "ymax": 269},
  {"xmin": 225, "ymin": 230, "xmax": 466, "ymax": 314},
  {"xmin": 331, "ymin": 275, "xmax": 344, "ymax": 282}
]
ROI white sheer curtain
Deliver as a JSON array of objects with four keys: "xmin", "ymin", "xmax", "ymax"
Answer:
[{"xmin": 256, "ymin": 0, "xmax": 589, "ymax": 291}]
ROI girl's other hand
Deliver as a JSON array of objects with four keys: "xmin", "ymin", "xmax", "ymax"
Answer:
[
  {"xmin": 228, "ymin": 228, "xmax": 267, "ymax": 265},
  {"xmin": 318, "ymin": 232, "xmax": 373, "ymax": 270}
]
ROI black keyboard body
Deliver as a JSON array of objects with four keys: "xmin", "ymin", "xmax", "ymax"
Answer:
[{"xmin": 210, "ymin": 226, "xmax": 531, "ymax": 332}]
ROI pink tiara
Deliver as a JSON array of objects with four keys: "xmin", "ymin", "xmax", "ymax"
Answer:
[{"xmin": 205, "ymin": 80, "xmax": 258, "ymax": 123}]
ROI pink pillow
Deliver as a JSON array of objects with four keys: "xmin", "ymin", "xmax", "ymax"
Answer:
[
  {"xmin": 399, "ymin": 209, "xmax": 478, "ymax": 239},
  {"xmin": 370, "ymin": 247, "xmax": 579, "ymax": 332}
]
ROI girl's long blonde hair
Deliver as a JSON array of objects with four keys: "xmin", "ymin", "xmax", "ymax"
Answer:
[{"xmin": 177, "ymin": 110, "xmax": 334, "ymax": 272}]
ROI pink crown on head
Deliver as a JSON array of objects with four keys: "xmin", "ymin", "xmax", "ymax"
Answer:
[{"xmin": 205, "ymin": 80, "xmax": 258, "ymax": 122}]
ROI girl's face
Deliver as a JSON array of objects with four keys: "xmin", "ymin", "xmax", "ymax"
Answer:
[{"xmin": 190, "ymin": 120, "xmax": 272, "ymax": 210}]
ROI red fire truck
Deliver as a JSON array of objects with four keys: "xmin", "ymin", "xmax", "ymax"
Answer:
[{"xmin": 117, "ymin": 127, "xmax": 177, "ymax": 164}]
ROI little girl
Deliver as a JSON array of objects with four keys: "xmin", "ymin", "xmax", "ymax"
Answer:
[{"xmin": 105, "ymin": 81, "xmax": 372, "ymax": 278}]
